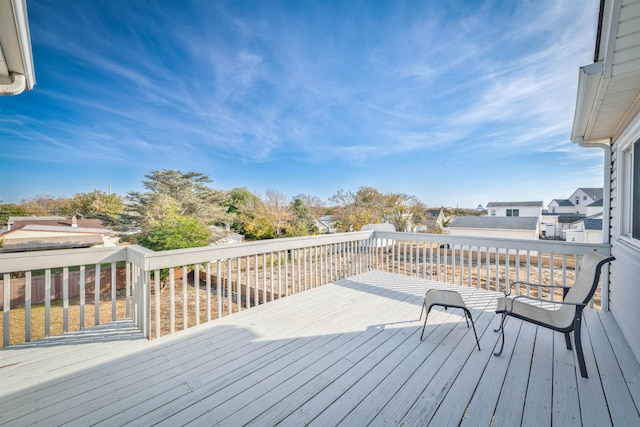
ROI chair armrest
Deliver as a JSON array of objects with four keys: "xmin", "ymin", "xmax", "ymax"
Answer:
[
  {"xmin": 501, "ymin": 294, "xmax": 586, "ymax": 314},
  {"xmin": 504, "ymin": 281, "xmax": 571, "ymax": 297}
]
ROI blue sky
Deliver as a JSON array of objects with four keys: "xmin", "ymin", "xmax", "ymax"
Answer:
[{"xmin": 1, "ymin": 0, "xmax": 602, "ymax": 208}]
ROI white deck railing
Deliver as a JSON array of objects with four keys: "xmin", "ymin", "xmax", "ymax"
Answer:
[{"xmin": 0, "ymin": 231, "xmax": 610, "ymax": 347}]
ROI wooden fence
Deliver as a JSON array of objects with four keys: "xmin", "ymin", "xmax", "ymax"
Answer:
[{"xmin": 0, "ymin": 267, "xmax": 127, "ymax": 309}]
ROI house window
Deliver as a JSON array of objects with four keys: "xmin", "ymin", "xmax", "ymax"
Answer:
[
  {"xmin": 576, "ymin": 198, "xmax": 580, "ymax": 205},
  {"xmin": 622, "ymin": 139, "xmax": 640, "ymax": 240},
  {"xmin": 506, "ymin": 209, "xmax": 519, "ymax": 217},
  {"xmin": 490, "ymin": 209, "xmax": 496, "ymax": 216},
  {"xmin": 583, "ymin": 196, "xmax": 587, "ymax": 201}
]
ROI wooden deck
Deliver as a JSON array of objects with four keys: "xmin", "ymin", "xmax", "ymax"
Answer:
[{"xmin": 1, "ymin": 271, "xmax": 639, "ymax": 426}]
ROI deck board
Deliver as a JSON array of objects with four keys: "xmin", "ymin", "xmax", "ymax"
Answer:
[{"xmin": 1, "ymin": 270, "xmax": 639, "ymax": 426}]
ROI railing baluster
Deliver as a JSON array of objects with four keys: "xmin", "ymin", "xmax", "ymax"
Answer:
[
  {"xmin": 206, "ymin": 262, "xmax": 211, "ymax": 323},
  {"xmin": 194, "ymin": 263, "xmax": 200, "ymax": 326},
  {"xmin": 111, "ymin": 262, "xmax": 117, "ymax": 321},
  {"xmin": 170, "ymin": 268, "xmax": 175, "ymax": 334},
  {"xmin": 94, "ymin": 264, "xmax": 101, "ymax": 326},
  {"xmin": 45, "ymin": 269, "xmax": 51, "ymax": 336},
  {"xmin": 3, "ymin": 273, "xmax": 10, "ymax": 346},
  {"xmin": 217, "ymin": 260, "xmax": 222, "ymax": 319},
  {"xmin": 262, "ymin": 254, "xmax": 267, "ymax": 302},
  {"xmin": 303, "ymin": 249, "xmax": 308, "ymax": 291},
  {"xmin": 125, "ymin": 263, "xmax": 130, "ymax": 319},
  {"xmin": 297, "ymin": 248, "xmax": 302, "ymax": 293},
  {"xmin": 269, "ymin": 253, "xmax": 274, "ymax": 301},
  {"xmin": 246, "ymin": 256, "xmax": 251, "ymax": 309},
  {"xmin": 63, "ymin": 267, "xmax": 69, "ymax": 333},
  {"xmin": 25, "ymin": 271, "xmax": 31, "ymax": 341},
  {"xmin": 236, "ymin": 257, "xmax": 241, "ymax": 312},
  {"xmin": 154, "ymin": 269, "xmax": 160, "ymax": 338},
  {"xmin": 182, "ymin": 265, "xmax": 188, "ymax": 329}
]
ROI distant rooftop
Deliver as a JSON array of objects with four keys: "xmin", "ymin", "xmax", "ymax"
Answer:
[
  {"xmin": 577, "ymin": 188, "xmax": 603, "ymax": 200},
  {"xmin": 450, "ymin": 216, "xmax": 538, "ymax": 230},
  {"xmin": 550, "ymin": 199, "xmax": 574, "ymax": 207},
  {"xmin": 485, "ymin": 201, "xmax": 543, "ymax": 208}
]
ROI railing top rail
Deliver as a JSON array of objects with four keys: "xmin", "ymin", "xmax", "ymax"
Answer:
[
  {"xmin": 373, "ymin": 231, "xmax": 611, "ymax": 256},
  {"xmin": 0, "ymin": 246, "xmax": 128, "ymax": 274},
  {"xmin": 142, "ymin": 231, "xmax": 374, "ymax": 270}
]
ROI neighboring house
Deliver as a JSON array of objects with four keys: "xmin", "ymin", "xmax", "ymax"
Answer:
[
  {"xmin": 542, "ymin": 213, "xmax": 586, "ymax": 240},
  {"xmin": 544, "ymin": 189, "xmax": 604, "ymax": 240},
  {"xmin": 1, "ymin": 216, "xmax": 119, "ymax": 252},
  {"xmin": 0, "ymin": 0, "xmax": 36, "ymax": 96},
  {"xmin": 570, "ymin": 0, "xmax": 640, "ymax": 363},
  {"xmin": 547, "ymin": 198, "xmax": 576, "ymax": 214},
  {"xmin": 314, "ymin": 216, "xmax": 338, "ymax": 234},
  {"xmin": 448, "ymin": 216, "xmax": 540, "ymax": 241},
  {"xmin": 586, "ymin": 198, "xmax": 604, "ymax": 217},
  {"xmin": 414, "ymin": 209, "xmax": 446, "ymax": 233},
  {"xmin": 565, "ymin": 216, "xmax": 603, "ymax": 244},
  {"xmin": 568, "ymin": 188, "xmax": 603, "ymax": 215},
  {"xmin": 547, "ymin": 189, "xmax": 603, "ymax": 215},
  {"xmin": 208, "ymin": 225, "xmax": 243, "ymax": 245},
  {"xmin": 486, "ymin": 201, "xmax": 543, "ymax": 218}
]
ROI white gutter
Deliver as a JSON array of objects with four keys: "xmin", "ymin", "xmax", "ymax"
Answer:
[
  {"xmin": 0, "ymin": 71, "xmax": 25, "ymax": 95},
  {"xmin": 0, "ymin": 0, "xmax": 35, "ymax": 95}
]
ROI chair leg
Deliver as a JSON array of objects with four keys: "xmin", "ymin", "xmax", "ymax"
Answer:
[
  {"xmin": 465, "ymin": 309, "xmax": 481, "ymax": 351},
  {"xmin": 419, "ymin": 302, "xmax": 425, "ymax": 321},
  {"xmin": 420, "ymin": 307, "xmax": 431, "ymax": 341},
  {"xmin": 564, "ymin": 332, "xmax": 572, "ymax": 350},
  {"xmin": 463, "ymin": 310, "xmax": 470, "ymax": 328},
  {"xmin": 574, "ymin": 317, "xmax": 588, "ymax": 378},
  {"xmin": 494, "ymin": 312, "xmax": 506, "ymax": 356}
]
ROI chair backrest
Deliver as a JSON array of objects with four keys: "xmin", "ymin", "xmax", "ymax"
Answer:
[{"xmin": 564, "ymin": 250, "xmax": 615, "ymax": 305}]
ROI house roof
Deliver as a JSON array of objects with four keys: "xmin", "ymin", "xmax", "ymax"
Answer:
[
  {"xmin": 583, "ymin": 218, "xmax": 603, "ymax": 230},
  {"xmin": 450, "ymin": 216, "xmax": 538, "ymax": 231},
  {"xmin": 0, "ymin": 0, "xmax": 36, "ymax": 95},
  {"xmin": 550, "ymin": 199, "xmax": 574, "ymax": 207},
  {"xmin": 577, "ymin": 188, "xmax": 603, "ymax": 200},
  {"xmin": 485, "ymin": 201, "xmax": 543, "ymax": 208},
  {"xmin": 588, "ymin": 198, "xmax": 603, "ymax": 207},
  {"xmin": 571, "ymin": 0, "xmax": 640, "ymax": 145},
  {"xmin": 557, "ymin": 214, "xmax": 586, "ymax": 223},
  {"xmin": 0, "ymin": 234, "xmax": 105, "ymax": 253},
  {"xmin": 8, "ymin": 217, "xmax": 110, "ymax": 232},
  {"xmin": 425, "ymin": 209, "xmax": 443, "ymax": 217}
]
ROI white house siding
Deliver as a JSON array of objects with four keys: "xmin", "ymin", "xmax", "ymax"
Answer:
[
  {"xmin": 609, "ymin": 242, "xmax": 640, "ymax": 360},
  {"xmin": 609, "ymin": 110, "xmax": 640, "ymax": 362}
]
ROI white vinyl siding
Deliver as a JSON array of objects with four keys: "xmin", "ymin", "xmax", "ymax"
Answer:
[{"xmin": 610, "ymin": 111, "xmax": 640, "ymax": 363}]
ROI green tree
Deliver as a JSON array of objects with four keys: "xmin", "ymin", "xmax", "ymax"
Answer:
[
  {"xmin": 0, "ymin": 203, "xmax": 28, "ymax": 227},
  {"xmin": 260, "ymin": 189, "xmax": 291, "ymax": 238},
  {"xmin": 138, "ymin": 202, "xmax": 210, "ymax": 251},
  {"xmin": 330, "ymin": 187, "xmax": 385, "ymax": 232},
  {"xmin": 224, "ymin": 187, "xmax": 263, "ymax": 235},
  {"xmin": 245, "ymin": 216, "xmax": 276, "ymax": 240},
  {"xmin": 129, "ymin": 170, "xmax": 231, "ymax": 227},
  {"xmin": 19, "ymin": 195, "xmax": 66, "ymax": 216},
  {"xmin": 287, "ymin": 197, "xmax": 318, "ymax": 236},
  {"xmin": 67, "ymin": 190, "xmax": 123, "ymax": 218},
  {"xmin": 382, "ymin": 193, "xmax": 426, "ymax": 232}
]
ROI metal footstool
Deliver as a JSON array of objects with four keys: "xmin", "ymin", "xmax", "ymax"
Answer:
[{"xmin": 419, "ymin": 289, "xmax": 481, "ymax": 351}]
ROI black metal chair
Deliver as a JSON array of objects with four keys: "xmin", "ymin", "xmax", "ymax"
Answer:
[
  {"xmin": 420, "ymin": 289, "xmax": 480, "ymax": 351},
  {"xmin": 494, "ymin": 250, "xmax": 614, "ymax": 378}
]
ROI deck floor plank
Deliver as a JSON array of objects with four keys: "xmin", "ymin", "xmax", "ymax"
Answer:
[
  {"xmin": 1, "ymin": 271, "xmax": 638, "ymax": 427},
  {"xmin": 551, "ymin": 331, "xmax": 582, "ymax": 426}
]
